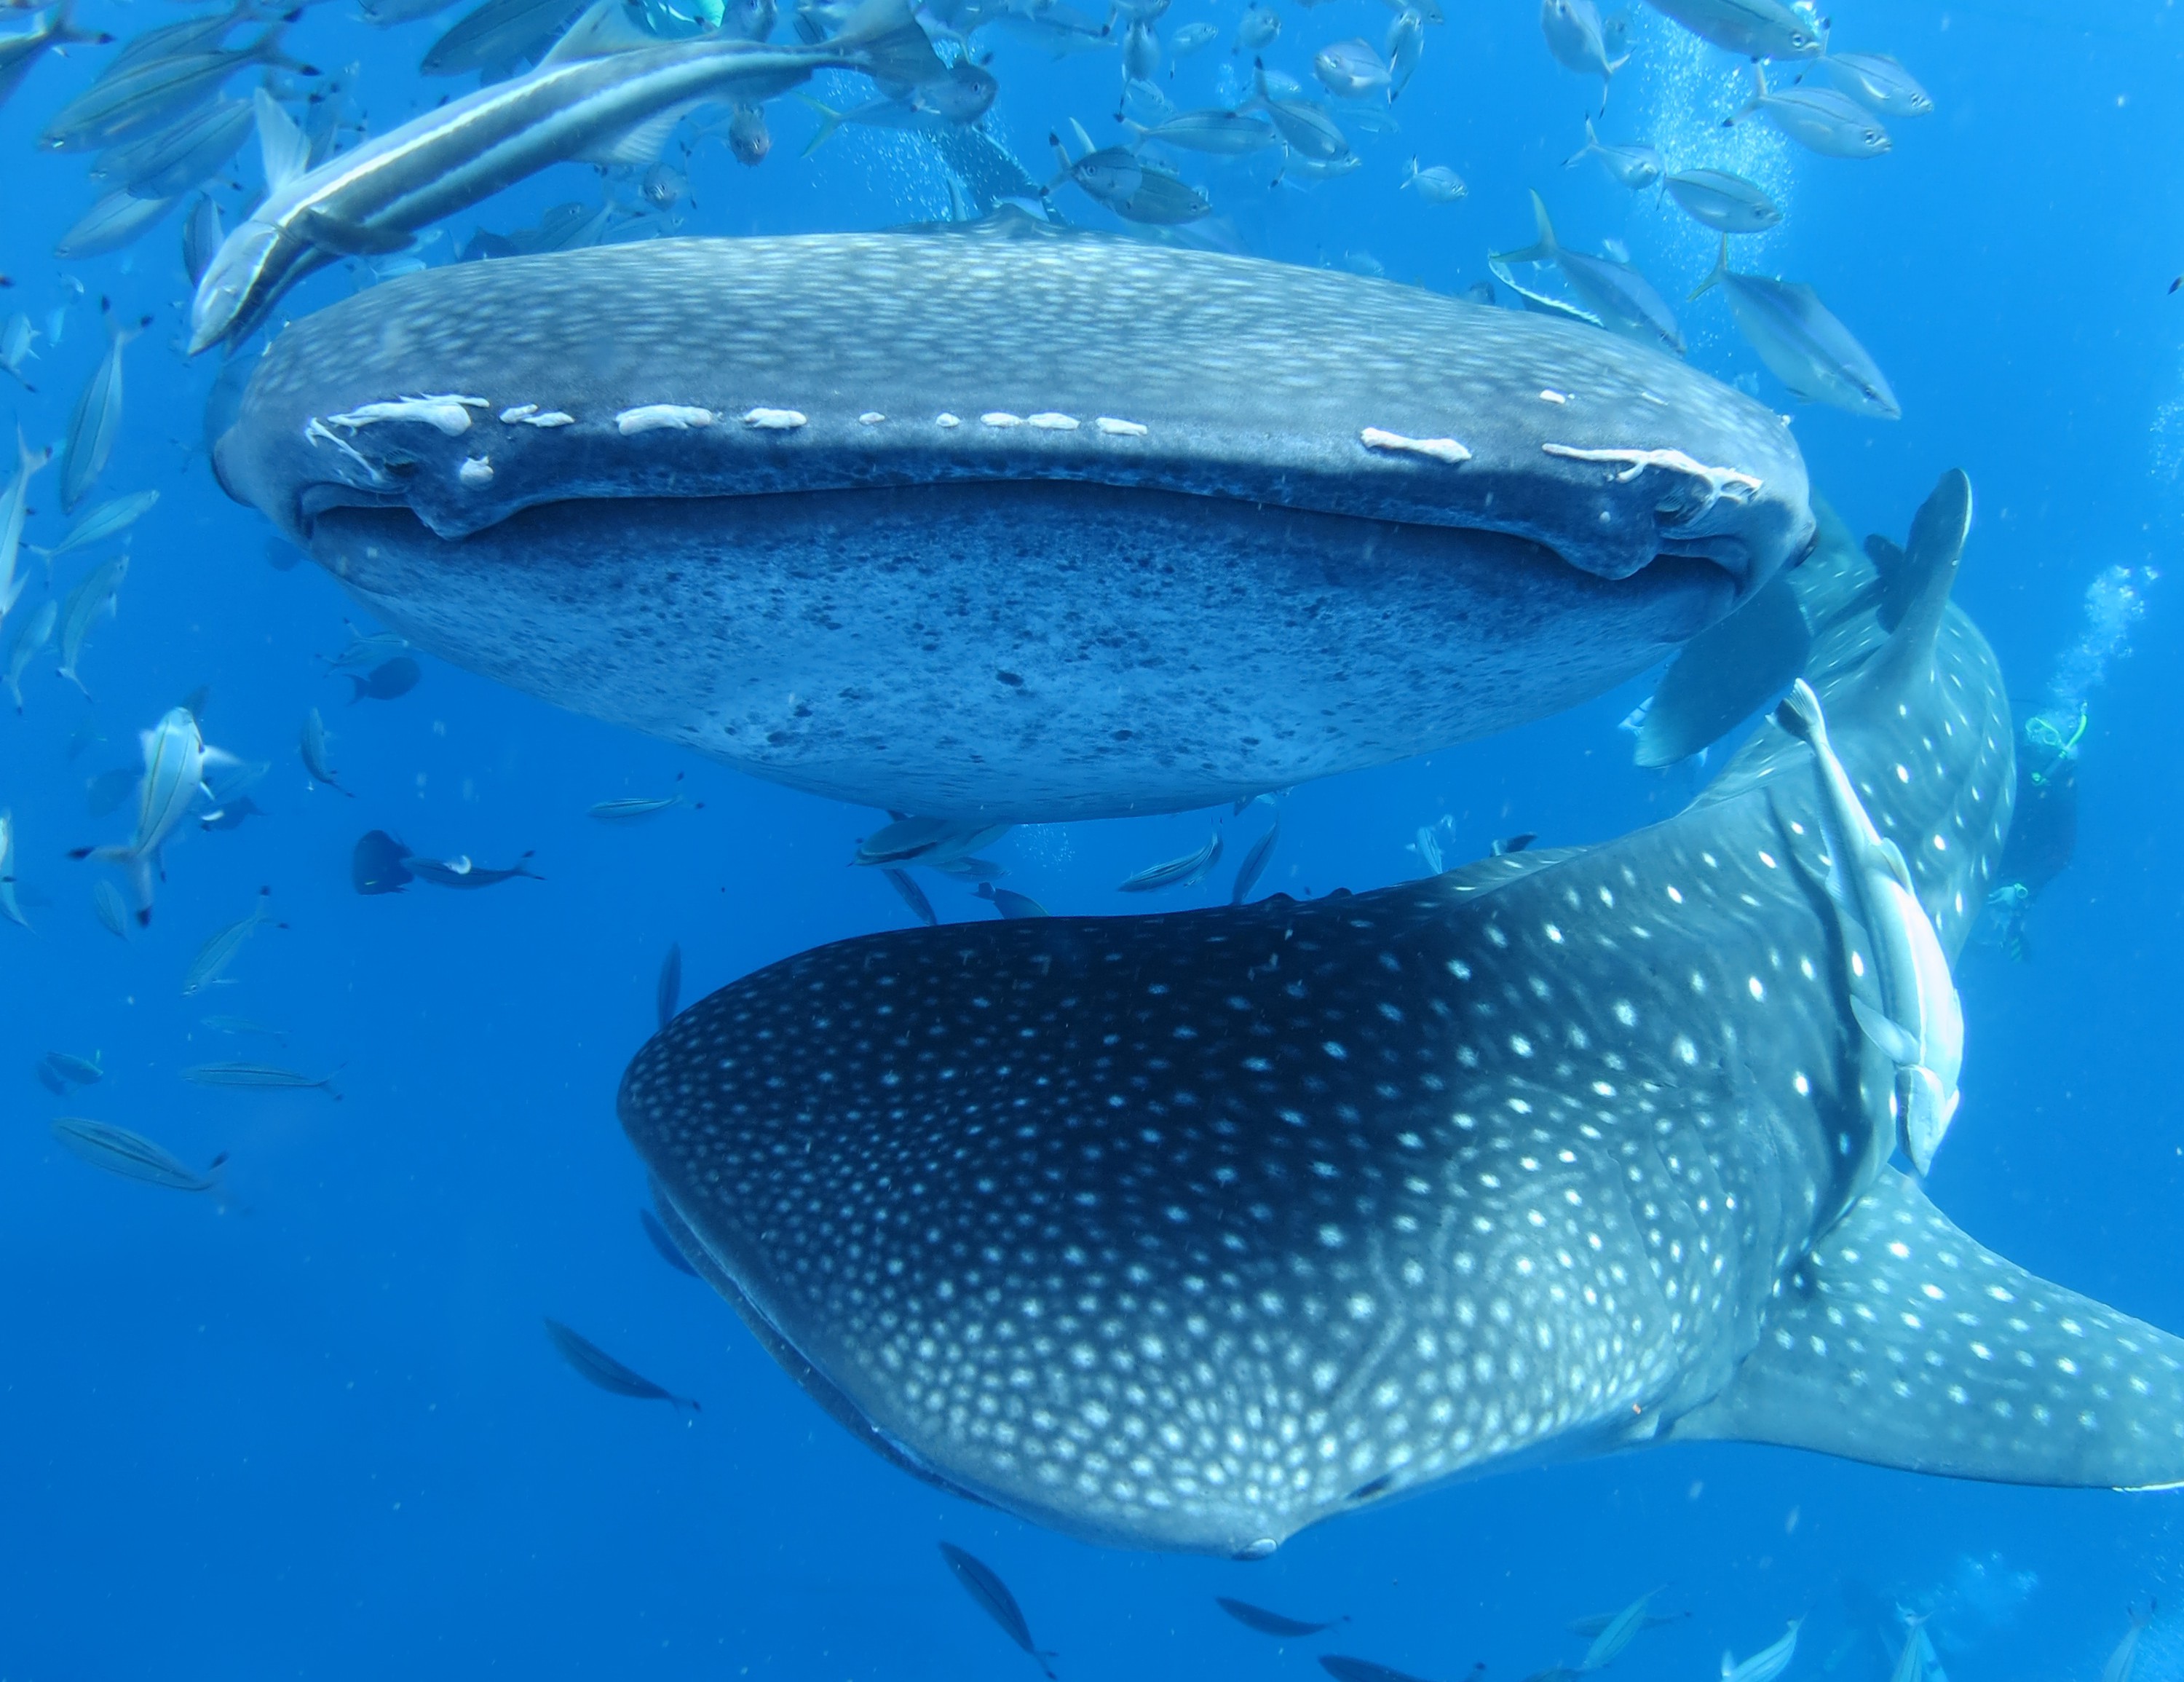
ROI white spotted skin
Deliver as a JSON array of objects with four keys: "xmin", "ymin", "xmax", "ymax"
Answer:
[
  {"xmin": 213, "ymin": 234, "xmax": 1813, "ymax": 821},
  {"xmin": 619, "ymin": 534, "xmax": 2184, "ymax": 1552}
]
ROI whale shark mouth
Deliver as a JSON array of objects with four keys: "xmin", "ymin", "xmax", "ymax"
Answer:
[{"xmin": 302, "ymin": 478, "xmax": 1739, "ymax": 821}]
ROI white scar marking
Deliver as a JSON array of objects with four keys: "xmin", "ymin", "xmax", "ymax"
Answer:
[
  {"xmin": 935, "ymin": 413, "xmax": 962, "ymax": 428},
  {"xmin": 741, "ymin": 407, "xmax": 807, "ymax": 431},
  {"xmin": 1538, "ymin": 390, "xmax": 1569, "ymax": 404},
  {"xmin": 302, "ymin": 418, "xmax": 390, "ymax": 485},
  {"xmin": 323, "ymin": 393, "xmax": 487, "ymax": 435},
  {"xmin": 459, "ymin": 455, "xmax": 493, "ymax": 486},
  {"xmin": 617, "ymin": 405, "xmax": 716, "ymax": 434},
  {"xmin": 981, "ymin": 411, "xmax": 1024, "ymax": 428},
  {"xmin": 499, "ymin": 404, "xmax": 537, "ymax": 422},
  {"xmin": 1362, "ymin": 427, "xmax": 1471, "ymax": 465},
  {"xmin": 858, "ymin": 412, "xmax": 887, "ymax": 425},
  {"xmin": 1096, "ymin": 416, "xmax": 1148, "ymax": 437},
  {"xmin": 1540, "ymin": 443, "xmax": 1762, "ymax": 506},
  {"xmin": 1028, "ymin": 412, "xmax": 1080, "ymax": 430},
  {"xmin": 517, "ymin": 410, "xmax": 573, "ymax": 428}
]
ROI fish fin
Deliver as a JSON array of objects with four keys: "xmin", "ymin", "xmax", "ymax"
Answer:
[
  {"xmin": 254, "ymin": 88, "xmax": 309, "ymax": 193},
  {"xmin": 1848, "ymin": 993, "xmax": 1919, "ymax": 1067},
  {"xmin": 541, "ymin": 0, "xmax": 658, "ymax": 61},
  {"xmin": 829, "ymin": 0, "xmax": 946, "ymax": 88},
  {"xmin": 297, "ymin": 208, "xmax": 413, "ymax": 257},
  {"xmin": 796, "ymin": 92, "xmax": 845, "ymax": 154},
  {"xmin": 1069, "ymin": 115, "xmax": 1097, "ymax": 154},
  {"xmin": 1862, "ymin": 534, "xmax": 1914, "ymax": 631},
  {"xmin": 1670, "ymin": 1167, "xmax": 2184, "ymax": 1489},
  {"xmin": 577, "ymin": 103, "xmax": 692, "ymax": 165},
  {"xmin": 1633, "ymin": 570, "xmax": 1810, "ymax": 767},
  {"xmin": 1488, "ymin": 190, "xmax": 1556, "ymax": 266},
  {"xmin": 1687, "ymin": 232, "xmax": 1728, "ymax": 301},
  {"xmin": 1847, "ymin": 470, "xmax": 1970, "ymax": 708}
]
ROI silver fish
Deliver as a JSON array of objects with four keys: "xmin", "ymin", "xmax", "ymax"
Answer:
[
  {"xmin": 1399, "ymin": 157, "xmax": 1465, "ymax": 202},
  {"xmin": 56, "ymin": 552, "xmax": 127, "ymax": 695},
  {"xmin": 1816, "ymin": 50, "xmax": 1931, "ymax": 117},
  {"xmin": 42, "ymin": 24, "xmax": 304, "ymax": 153},
  {"xmin": 2102, "ymin": 1605, "xmax": 2154, "ymax": 1682},
  {"xmin": 183, "ymin": 194, "xmax": 225, "ymax": 287},
  {"xmin": 938, "ymin": 1544, "xmax": 1056, "ymax": 1679},
  {"xmin": 0, "ymin": 312, "xmax": 36, "ymax": 387},
  {"xmin": 588, "ymin": 791, "xmax": 684, "ymax": 820},
  {"xmin": 1665, "ymin": 167, "xmax": 1780, "ymax": 233},
  {"xmin": 1492, "ymin": 192, "xmax": 1682, "ymax": 353},
  {"xmin": 1382, "ymin": 7, "xmax": 1423, "ymax": 98},
  {"xmin": 1312, "ymin": 37, "xmax": 1388, "ymax": 100},
  {"xmin": 74, "ymin": 703, "xmax": 240, "ymax": 921},
  {"xmin": 1563, "ymin": 117, "xmax": 1661, "ymax": 189},
  {"xmin": 59, "ymin": 307, "xmax": 143, "ymax": 512},
  {"xmin": 320, "ymin": 624, "xmax": 411, "ymax": 671},
  {"xmin": 95, "ymin": 94, "xmax": 255, "ymax": 199},
  {"xmin": 0, "ymin": 0, "xmax": 103, "ymax": 115},
  {"xmin": 1250, "ymin": 60, "xmax": 1350, "ymax": 159},
  {"xmin": 0, "ymin": 429, "xmax": 47, "ymax": 625},
  {"xmin": 1232, "ymin": 4, "xmax": 1277, "ymax": 52},
  {"xmin": 30, "ymin": 488, "xmax": 158, "ymax": 569},
  {"xmin": 882, "ymin": 865, "xmax": 937, "ymax": 925},
  {"xmin": 55, "ymin": 189, "xmax": 178, "ymax": 260},
  {"xmin": 1729, "ymin": 63, "xmax": 1889, "ymax": 159},
  {"xmin": 854, "ymin": 816, "xmax": 1010, "ymax": 867},
  {"xmin": 1169, "ymin": 19, "xmax": 1216, "ymax": 55},
  {"xmin": 180, "ymin": 888, "xmax": 277, "ymax": 995},
  {"xmin": 299, "ymin": 706, "xmax": 353, "ymax": 795},
  {"xmin": 1722, "ymin": 1622, "xmax": 1802, "ymax": 1682},
  {"xmin": 1123, "ymin": 106, "xmax": 1278, "ymax": 155},
  {"xmin": 1582, "ymin": 1590, "xmax": 1669, "ymax": 1670},
  {"xmin": 1539, "ymin": 0, "xmax": 1623, "ymax": 106},
  {"xmin": 43, "ymin": 1049, "xmax": 103, "ymax": 1086},
  {"xmin": 1644, "ymin": 0, "xmax": 1817, "ymax": 60},
  {"xmin": 1691, "ymin": 237, "xmax": 1899, "ymax": 419},
  {"xmin": 1228, "ymin": 817, "xmax": 1278, "ymax": 903},
  {"xmin": 1118, "ymin": 827, "xmax": 1222, "ymax": 891},
  {"xmin": 799, "ymin": 61, "xmax": 995, "ymax": 151},
  {"xmin": 0, "ymin": 808, "xmax": 25, "ymax": 927},
  {"xmin": 52, "ymin": 1117, "xmax": 226, "ymax": 1193},
  {"xmin": 181, "ymin": 1060, "xmax": 339, "ymax": 1094},
  {"xmin": 92, "ymin": 876, "xmax": 128, "ymax": 936},
  {"xmin": 189, "ymin": 0, "xmax": 946, "ymax": 352},
  {"xmin": 4, "ymin": 596, "xmax": 55, "ymax": 709},
  {"xmin": 423, "ymin": 0, "xmax": 587, "ymax": 75}
]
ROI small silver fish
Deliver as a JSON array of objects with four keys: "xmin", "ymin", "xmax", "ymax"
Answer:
[
  {"xmin": 1251, "ymin": 61, "xmax": 1350, "ymax": 159},
  {"xmin": 41, "ymin": 1049, "xmax": 103, "ymax": 1086},
  {"xmin": 1564, "ymin": 117, "xmax": 1661, "ymax": 189},
  {"xmin": 72, "ymin": 703, "xmax": 241, "ymax": 921},
  {"xmin": 1383, "ymin": 7, "xmax": 1423, "ymax": 98},
  {"xmin": 0, "ymin": 312, "xmax": 36, "ymax": 387},
  {"xmin": 181, "ymin": 888, "xmax": 277, "ymax": 995},
  {"xmin": 1229, "ymin": 818, "xmax": 1279, "ymax": 904},
  {"xmin": 181, "ymin": 1060, "xmax": 339, "ymax": 1094},
  {"xmin": 299, "ymin": 706, "xmax": 353, "ymax": 795},
  {"xmin": 2102, "ymin": 1604, "xmax": 2154, "ymax": 1682},
  {"xmin": 1233, "ymin": 4, "xmax": 1278, "ymax": 52},
  {"xmin": 588, "ymin": 791, "xmax": 684, "ymax": 821},
  {"xmin": 1118, "ymin": 828, "xmax": 1223, "ymax": 892},
  {"xmin": 1665, "ymin": 167, "xmax": 1780, "ymax": 233},
  {"xmin": 0, "ymin": 808, "xmax": 26, "ymax": 928},
  {"xmin": 1401, "ymin": 157, "xmax": 1465, "ymax": 202},
  {"xmin": 1690, "ymin": 236, "xmax": 1899, "ymax": 418},
  {"xmin": 1645, "ymin": 0, "xmax": 1818, "ymax": 60},
  {"xmin": 1540, "ymin": 0, "xmax": 1625, "ymax": 107},
  {"xmin": 29, "ymin": 487, "xmax": 157, "ymax": 568},
  {"xmin": 1492, "ymin": 192, "xmax": 1681, "ymax": 353},
  {"xmin": 1729, "ymin": 63, "xmax": 1889, "ymax": 159},
  {"xmin": 1816, "ymin": 51, "xmax": 1931, "ymax": 118},
  {"xmin": 56, "ymin": 551, "xmax": 129, "ymax": 696},
  {"xmin": 1169, "ymin": 20, "xmax": 1216, "ymax": 57},
  {"xmin": 92, "ymin": 877, "xmax": 129, "ymax": 937},
  {"xmin": 0, "ymin": 428, "xmax": 48, "ymax": 626},
  {"xmin": 1722, "ymin": 1621, "xmax": 1802, "ymax": 1682},
  {"xmin": 1123, "ymin": 107, "xmax": 1279, "ymax": 155},
  {"xmin": 1312, "ymin": 37, "xmax": 1388, "ymax": 100},
  {"xmin": 1581, "ymin": 1589, "xmax": 1669, "ymax": 1670},
  {"xmin": 183, "ymin": 192, "xmax": 225, "ymax": 287},
  {"xmin": 52, "ymin": 1117, "xmax": 226, "ymax": 1193},
  {"xmin": 882, "ymin": 865, "xmax": 938, "ymax": 926},
  {"xmin": 58, "ymin": 305, "xmax": 144, "ymax": 513}
]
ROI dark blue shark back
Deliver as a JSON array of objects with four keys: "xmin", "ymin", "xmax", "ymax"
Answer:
[{"xmin": 622, "ymin": 475, "xmax": 2184, "ymax": 1552}]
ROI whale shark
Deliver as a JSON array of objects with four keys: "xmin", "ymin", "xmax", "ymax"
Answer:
[
  {"xmin": 213, "ymin": 227, "xmax": 1813, "ymax": 822},
  {"xmin": 618, "ymin": 469, "xmax": 2184, "ymax": 1555}
]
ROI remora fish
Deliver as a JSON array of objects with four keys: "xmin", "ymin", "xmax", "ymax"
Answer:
[
  {"xmin": 1691, "ymin": 237, "xmax": 1900, "ymax": 419},
  {"xmin": 1492, "ymin": 192, "xmax": 1682, "ymax": 353},
  {"xmin": 1217, "ymin": 1596, "xmax": 1347, "ymax": 1637},
  {"xmin": 938, "ymin": 1544, "xmax": 1056, "ymax": 1679},
  {"xmin": 1118, "ymin": 827, "xmax": 1222, "ymax": 891},
  {"xmin": 213, "ymin": 231, "xmax": 1811, "ymax": 824},
  {"xmin": 182, "ymin": 1060, "xmax": 340, "ymax": 1093},
  {"xmin": 622, "ymin": 472, "xmax": 2184, "ymax": 1555},
  {"xmin": 542, "ymin": 1317, "xmax": 700, "ymax": 1407},
  {"xmin": 187, "ymin": 0, "xmax": 946, "ymax": 351}
]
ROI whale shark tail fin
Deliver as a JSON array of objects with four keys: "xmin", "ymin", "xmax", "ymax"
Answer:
[{"xmin": 1671, "ymin": 1169, "xmax": 2184, "ymax": 1490}]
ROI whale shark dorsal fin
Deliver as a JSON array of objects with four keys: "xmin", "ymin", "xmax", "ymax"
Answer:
[
  {"xmin": 1671, "ymin": 1168, "xmax": 2184, "ymax": 1490},
  {"xmin": 1849, "ymin": 468, "xmax": 1969, "ymax": 706}
]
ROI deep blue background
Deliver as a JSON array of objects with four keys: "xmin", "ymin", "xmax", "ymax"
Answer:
[{"xmin": 2, "ymin": 0, "xmax": 2181, "ymax": 1676}]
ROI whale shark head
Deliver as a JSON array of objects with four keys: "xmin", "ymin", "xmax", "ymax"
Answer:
[
  {"xmin": 212, "ymin": 232, "xmax": 1813, "ymax": 821},
  {"xmin": 620, "ymin": 470, "xmax": 2184, "ymax": 1552}
]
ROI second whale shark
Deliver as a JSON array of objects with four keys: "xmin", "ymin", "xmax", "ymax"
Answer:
[
  {"xmin": 214, "ymin": 226, "xmax": 1813, "ymax": 822},
  {"xmin": 617, "ymin": 470, "xmax": 2184, "ymax": 1553}
]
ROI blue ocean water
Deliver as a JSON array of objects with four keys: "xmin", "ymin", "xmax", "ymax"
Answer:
[{"xmin": 2, "ymin": 0, "xmax": 2181, "ymax": 1677}]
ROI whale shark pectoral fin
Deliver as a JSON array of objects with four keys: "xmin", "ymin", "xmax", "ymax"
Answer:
[
  {"xmin": 1634, "ymin": 569, "xmax": 1810, "ymax": 767},
  {"xmin": 1670, "ymin": 1168, "xmax": 2184, "ymax": 1490}
]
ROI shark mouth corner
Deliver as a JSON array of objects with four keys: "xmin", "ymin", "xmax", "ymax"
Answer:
[
  {"xmin": 217, "ymin": 232, "xmax": 1813, "ymax": 822},
  {"xmin": 617, "ymin": 469, "xmax": 2184, "ymax": 1553}
]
